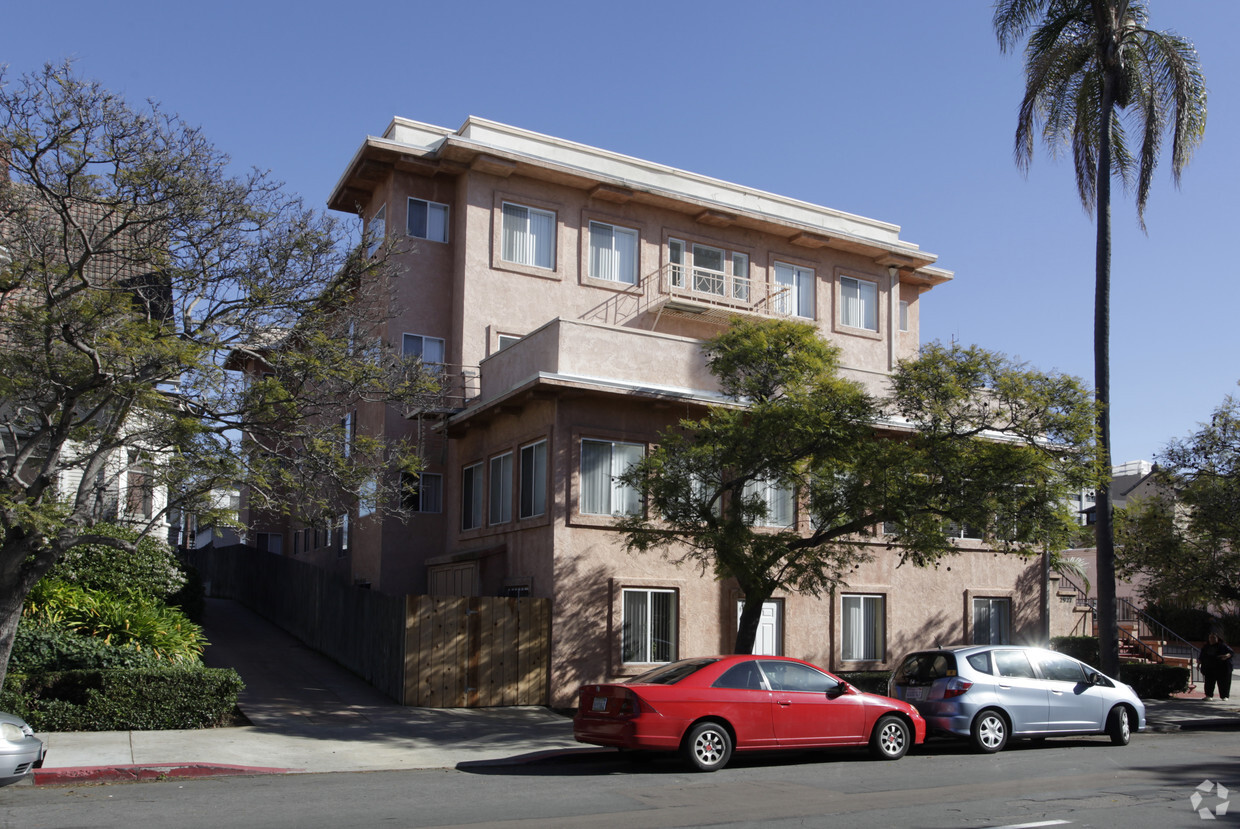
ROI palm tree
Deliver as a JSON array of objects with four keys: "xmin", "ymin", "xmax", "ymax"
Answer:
[{"xmin": 993, "ymin": 0, "xmax": 1206, "ymax": 675}]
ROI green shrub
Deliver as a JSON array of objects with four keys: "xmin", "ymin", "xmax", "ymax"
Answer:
[
  {"xmin": 1050, "ymin": 636, "xmax": 1100, "ymax": 668},
  {"xmin": 838, "ymin": 671, "xmax": 892, "ymax": 695},
  {"xmin": 170, "ymin": 561, "xmax": 206, "ymax": 623},
  {"xmin": 9, "ymin": 621, "xmax": 167, "ymax": 672},
  {"xmin": 50, "ymin": 522, "xmax": 189, "ymax": 602},
  {"xmin": 1118, "ymin": 662, "xmax": 1190, "ymax": 699},
  {"xmin": 24, "ymin": 579, "xmax": 206, "ymax": 664},
  {"xmin": 3, "ymin": 668, "xmax": 244, "ymax": 731}
]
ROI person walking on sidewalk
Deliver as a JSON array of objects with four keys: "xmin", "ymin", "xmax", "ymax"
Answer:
[{"xmin": 1200, "ymin": 633, "xmax": 1234, "ymax": 700}]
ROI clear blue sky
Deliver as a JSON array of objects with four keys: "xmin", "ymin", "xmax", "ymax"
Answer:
[{"xmin": 4, "ymin": 1, "xmax": 1238, "ymax": 466}]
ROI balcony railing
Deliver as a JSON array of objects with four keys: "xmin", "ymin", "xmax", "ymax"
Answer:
[
  {"xmin": 657, "ymin": 263, "xmax": 796, "ymax": 319},
  {"xmin": 404, "ymin": 364, "xmax": 479, "ymax": 415}
]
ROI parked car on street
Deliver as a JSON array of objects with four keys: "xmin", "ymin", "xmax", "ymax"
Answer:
[
  {"xmin": 574, "ymin": 655, "xmax": 926, "ymax": 771},
  {"xmin": 0, "ymin": 711, "xmax": 45, "ymax": 786},
  {"xmin": 887, "ymin": 645, "xmax": 1145, "ymax": 753}
]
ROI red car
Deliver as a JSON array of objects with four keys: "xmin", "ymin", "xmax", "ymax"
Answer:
[{"xmin": 573, "ymin": 655, "xmax": 926, "ymax": 771}]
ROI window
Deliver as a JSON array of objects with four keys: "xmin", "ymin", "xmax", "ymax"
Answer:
[
  {"xmin": 588, "ymin": 221, "xmax": 638, "ymax": 284},
  {"xmin": 338, "ymin": 514, "xmax": 349, "ymax": 556},
  {"xmin": 126, "ymin": 469, "xmax": 154, "ymax": 519},
  {"xmin": 774, "ymin": 262, "xmax": 815, "ymax": 319},
  {"xmin": 341, "ymin": 412, "xmax": 354, "ymax": 458},
  {"xmin": 407, "ymin": 197, "xmax": 449, "ymax": 243},
  {"xmin": 948, "ymin": 522, "xmax": 983, "ymax": 540},
  {"xmin": 462, "ymin": 462, "xmax": 483, "ymax": 531},
  {"xmin": 358, "ymin": 477, "xmax": 377, "ymax": 518},
  {"xmin": 292, "ymin": 532, "xmax": 300, "ymax": 555},
  {"xmin": 367, "ymin": 204, "xmax": 386, "ymax": 257},
  {"xmin": 580, "ymin": 439, "xmax": 643, "ymax": 516},
  {"xmin": 994, "ymin": 649, "xmax": 1035, "ymax": 679},
  {"xmin": 622, "ymin": 588, "xmax": 677, "ymax": 663},
  {"xmin": 403, "ymin": 334, "xmax": 446, "ymax": 370},
  {"xmin": 501, "ymin": 202, "xmax": 555, "ymax": 269},
  {"xmin": 1038, "ymin": 652, "xmax": 1086, "ymax": 683},
  {"xmin": 759, "ymin": 660, "xmax": 836, "ymax": 693},
  {"xmin": 498, "ymin": 334, "xmax": 522, "ymax": 351},
  {"xmin": 489, "ymin": 452, "xmax": 513, "ymax": 525},
  {"xmin": 743, "ymin": 476, "xmax": 795, "ymax": 528},
  {"xmin": 255, "ymin": 532, "xmax": 282, "ymax": 555},
  {"xmin": 973, "ymin": 597, "xmax": 1011, "ymax": 645},
  {"xmin": 668, "ymin": 238, "xmax": 749, "ymax": 299},
  {"xmin": 899, "ymin": 300, "xmax": 909, "ymax": 332},
  {"xmin": 520, "ymin": 440, "xmax": 547, "ymax": 519},
  {"xmin": 693, "ymin": 243, "xmax": 726, "ymax": 296},
  {"xmin": 840, "ymin": 276, "xmax": 878, "ymax": 331},
  {"xmin": 303, "ymin": 527, "xmax": 311, "ymax": 552},
  {"xmin": 841, "ymin": 594, "xmax": 885, "ymax": 661},
  {"xmin": 402, "ymin": 471, "xmax": 443, "ymax": 513}
]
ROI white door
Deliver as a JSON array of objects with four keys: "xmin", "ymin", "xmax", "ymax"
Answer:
[{"xmin": 739, "ymin": 600, "xmax": 783, "ymax": 655}]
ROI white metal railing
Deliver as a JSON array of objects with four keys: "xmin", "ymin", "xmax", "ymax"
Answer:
[{"xmin": 663, "ymin": 263, "xmax": 795, "ymax": 317}]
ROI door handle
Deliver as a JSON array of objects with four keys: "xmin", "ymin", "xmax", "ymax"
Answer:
[{"xmin": 776, "ymin": 699, "xmax": 792, "ymax": 706}]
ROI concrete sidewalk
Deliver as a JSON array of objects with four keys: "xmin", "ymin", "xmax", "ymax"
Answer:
[{"xmin": 26, "ymin": 599, "xmax": 1240, "ymax": 785}]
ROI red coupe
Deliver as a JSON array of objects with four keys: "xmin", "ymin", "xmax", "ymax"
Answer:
[{"xmin": 573, "ymin": 655, "xmax": 926, "ymax": 771}]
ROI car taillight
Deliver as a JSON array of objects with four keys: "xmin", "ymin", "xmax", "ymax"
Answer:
[{"xmin": 943, "ymin": 678, "xmax": 973, "ymax": 698}]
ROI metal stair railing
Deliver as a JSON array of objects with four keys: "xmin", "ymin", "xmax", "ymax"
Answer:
[{"xmin": 1117, "ymin": 596, "xmax": 1202, "ymax": 684}]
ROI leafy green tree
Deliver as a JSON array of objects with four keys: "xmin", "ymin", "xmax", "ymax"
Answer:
[
  {"xmin": 993, "ymin": 0, "xmax": 1207, "ymax": 674},
  {"xmin": 618, "ymin": 319, "xmax": 1095, "ymax": 654},
  {"xmin": 1116, "ymin": 394, "xmax": 1240, "ymax": 614},
  {"xmin": 0, "ymin": 64, "xmax": 434, "ymax": 687}
]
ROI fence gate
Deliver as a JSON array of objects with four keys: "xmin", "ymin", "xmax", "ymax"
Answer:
[{"xmin": 404, "ymin": 595, "xmax": 551, "ymax": 707}]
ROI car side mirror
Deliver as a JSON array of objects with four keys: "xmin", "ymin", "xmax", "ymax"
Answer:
[
  {"xmin": 827, "ymin": 682, "xmax": 850, "ymax": 700},
  {"xmin": 1088, "ymin": 671, "xmax": 1103, "ymax": 685}
]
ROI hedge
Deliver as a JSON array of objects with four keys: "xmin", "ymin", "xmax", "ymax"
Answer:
[
  {"xmin": 838, "ymin": 671, "xmax": 892, "ymax": 695},
  {"xmin": 1118, "ymin": 662, "xmax": 1190, "ymax": 699},
  {"xmin": 1050, "ymin": 636, "xmax": 1100, "ymax": 668},
  {"xmin": 1, "ymin": 667, "xmax": 244, "ymax": 731}
]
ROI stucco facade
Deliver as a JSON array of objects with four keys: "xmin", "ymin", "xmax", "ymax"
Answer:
[{"xmin": 251, "ymin": 117, "xmax": 1077, "ymax": 706}]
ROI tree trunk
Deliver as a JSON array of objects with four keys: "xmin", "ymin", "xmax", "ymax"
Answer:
[
  {"xmin": 734, "ymin": 592, "xmax": 771, "ymax": 655},
  {"xmin": 1095, "ymin": 77, "xmax": 1120, "ymax": 678}
]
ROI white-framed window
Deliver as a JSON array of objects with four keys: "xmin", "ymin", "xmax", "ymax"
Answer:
[
  {"xmin": 743, "ymin": 475, "xmax": 795, "ymax": 528},
  {"xmin": 580, "ymin": 439, "xmax": 643, "ymax": 516},
  {"xmin": 668, "ymin": 238, "xmax": 750, "ymax": 299},
  {"xmin": 841, "ymin": 593, "xmax": 885, "ymax": 661},
  {"xmin": 520, "ymin": 440, "xmax": 548, "ymax": 519},
  {"xmin": 588, "ymin": 221, "xmax": 638, "ymax": 284},
  {"xmin": 403, "ymin": 333, "xmax": 446, "ymax": 375},
  {"xmin": 774, "ymin": 261, "xmax": 815, "ymax": 319},
  {"xmin": 841, "ymin": 276, "xmax": 878, "ymax": 331},
  {"xmin": 899, "ymin": 300, "xmax": 909, "ymax": 332},
  {"xmin": 973, "ymin": 597, "xmax": 1011, "ymax": 645},
  {"xmin": 359, "ymin": 477, "xmax": 377, "ymax": 518},
  {"xmin": 501, "ymin": 202, "xmax": 555, "ymax": 269},
  {"xmin": 407, "ymin": 197, "xmax": 449, "ymax": 243},
  {"xmin": 462, "ymin": 462, "xmax": 483, "ymax": 531},
  {"xmin": 622, "ymin": 588, "xmax": 677, "ymax": 663},
  {"xmin": 367, "ymin": 204, "xmax": 386, "ymax": 257},
  {"xmin": 401, "ymin": 471, "xmax": 442, "ymax": 513},
  {"xmin": 947, "ymin": 522, "xmax": 983, "ymax": 540},
  {"xmin": 498, "ymin": 334, "xmax": 522, "ymax": 351},
  {"xmin": 489, "ymin": 452, "xmax": 513, "ymax": 526}
]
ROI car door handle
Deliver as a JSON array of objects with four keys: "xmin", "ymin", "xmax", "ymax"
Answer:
[
  {"xmin": 776, "ymin": 699, "xmax": 793, "ymax": 706},
  {"xmin": 1050, "ymin": 690, "xmax": 1064, "ymax": 696}
]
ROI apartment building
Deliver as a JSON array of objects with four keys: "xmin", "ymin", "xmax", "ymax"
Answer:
[{"xmin": 247, "ymin": 117, "xmax": 1077, "ymax": 705}]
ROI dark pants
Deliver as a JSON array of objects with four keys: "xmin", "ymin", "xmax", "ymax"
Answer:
[{"xmin": 1204, "ymin": 670, "xmax": 1232, "ymax": 699}]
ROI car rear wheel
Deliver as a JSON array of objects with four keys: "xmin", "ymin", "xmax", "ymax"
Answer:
[
  {"xmin": 971, "ymin": 710, "xmax": 1008, "ymax": 753},
  {"xmin": 682, "ymin": 721, "xmax": 732, "ymax": 772},
  {"xmin": 1106, "ymin": 705, "xmax": 1131, "ymax": 746},
  {"xmin": 869, "ymin": 715, "xmax": 911, "ymax": 760}
]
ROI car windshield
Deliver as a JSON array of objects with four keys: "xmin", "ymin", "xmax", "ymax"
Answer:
[
  {"xmin": 627, "ymin": 658, "xmax": 717, "ymax": 685},
  {"xmin": 894, "ymin": 652, "xmax": 957, "ymax": 684}
]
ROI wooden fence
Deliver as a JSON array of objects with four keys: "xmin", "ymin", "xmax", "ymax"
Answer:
[
  {"xmin": 184, "ymin": 546, "xmax": 551, "ymax": 707},
  {"xmin": 404, "ymin": 595, "xmax": 551, "ymax": 707}
]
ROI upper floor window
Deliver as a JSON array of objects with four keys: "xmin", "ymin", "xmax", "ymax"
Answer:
[
  {"xmin": 462, "ymin": 462, "xmax": 483, "ymax": 531},
  {"xmin": 668, "ymin": 239, "xmax": 749, "ymax": 300},
  {"xmin": 589, "ymin": 221, "xmax": 638, "ymax": 284},
  {"xmin": 899, "ymin": 300, "xmax": 909, "ymax": 332},
  {"xmin": 580, "ymin": 439, "xmax": 643, "ymax": 516},
  {"xmin": 401, "ymin": 471, "xmax": 443, "ymax": 513},
  {"xmin": 407, "ymin": 198, "xmax": 449, "ymax": 243},
  {"xmin": 358, "ymin": 477, "xmax": 377, "ymax": 518},
  {"xmin": 501, "ymin": 202, "xmax": 555, "ymax": 269},
  {"xmin": 403, "ymin": 333, "xmax": 446, "ymax": 374},
  {"xmin": 489, "ymin": 452, "xmax": 513, "ymax": 526},
  {"xmin": 774, "ymin": 262, "xmax": 814, "ymax": 319},
  {"xmin": 367, "ymin": 204, "xmax": 386, "ymax": 257},
  {"xmin": 743, "ymin": 475, "xmax": 795, "ymax": 528},
  {"xmin": 520, "ymin": 440, "xmax": 548, "ymax": 519},
  {"xmin": 840, "ymin": 276, "xmax": 878, "ymax": 331}
]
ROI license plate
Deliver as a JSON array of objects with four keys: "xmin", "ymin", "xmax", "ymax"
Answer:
[
  {"xmin": 905, "ymin": 687, "xmax": 925, "ymax": 701},
  {"xmin": 592, "ymin": 696, "xmax": 609, "ymax": 712}
]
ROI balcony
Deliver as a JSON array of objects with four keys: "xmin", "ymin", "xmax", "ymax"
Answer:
[{"xmin": 648, "ymin": 263, "xmax": 797, "ymax": 323}]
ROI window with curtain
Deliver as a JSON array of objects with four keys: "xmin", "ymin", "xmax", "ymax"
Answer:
[
  {"xmin": 580, "ymin": 439, "xmax": 643, "ymax": 516},
  {"xmin": 973, "ymin": 597, "xmax": 1011, "ymax": 645},
  {"xmin": 842, "ymin": 594, "xmax": 885, "ymax": 661},
  {"xmin": 461, "ymin": 462, "xmax": 483, "ymax": 531},
  {"xmin": 401, "ymin": 472, "xmax": 442, "ymax": 513},
  {"xmin": 743, "ymin": 475, "xmax": 795, "ymax": 528},
  {"xmin": 840, "ymin": 276, "xmax": 878, "ymax": 331},
  {"xmin": 589, "ymin": 221, "xmax": 638, "ymax": 284},
  {"xmin": 489, "ymin": 452, "xmax": 513, "ymax": 525},
  {"xmin": 501, "ymin": 202, "xmax": 555, "ymax": 269},
  {"xmin": 774, "ymin": 261, "xmax": 814, "ymax": 319},
  {"xmin": 622, "ymin": 588, "xmax": 677, "ymax": 663},
  {"xmin": 407, "ymin": 197, "xmax": 449, "ymax": 243},
  {"xmin": 520, "ymin": 440, "xmax": 547, "ymax": 519},
  {"xmin": 403, "ymin": 333, "xmax": 446, "ymax": 376}
]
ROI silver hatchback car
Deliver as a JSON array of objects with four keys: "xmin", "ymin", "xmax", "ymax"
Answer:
[{"xmin": 888, "ymin": 645, "xmax": 1145, "ymax": 753}]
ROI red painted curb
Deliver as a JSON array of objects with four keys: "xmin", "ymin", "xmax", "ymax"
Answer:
[{"xmin": 34, "ymin": 763, "xmax": 296, "ymax": 785}]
